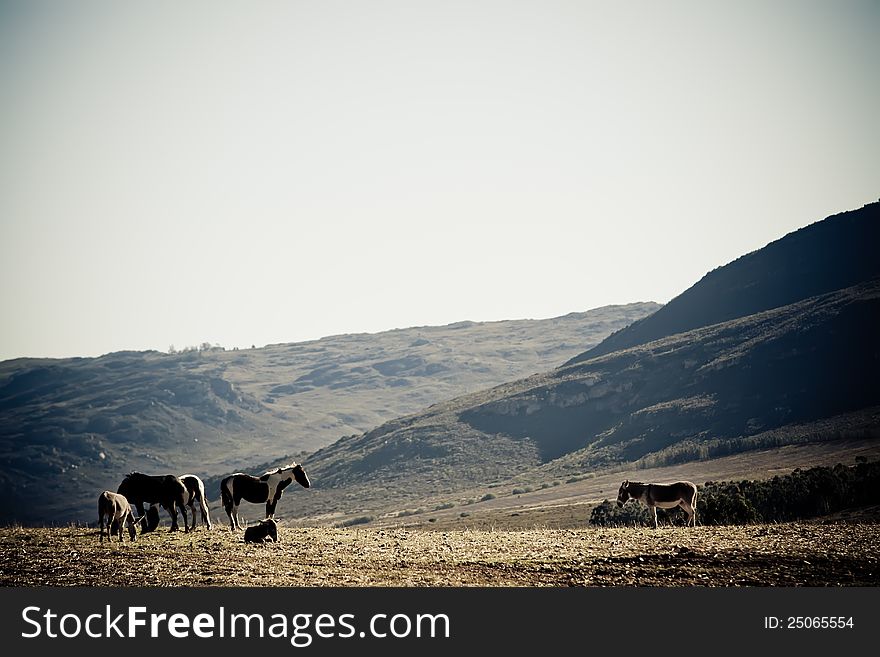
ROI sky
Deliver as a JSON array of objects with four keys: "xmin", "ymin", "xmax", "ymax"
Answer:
[{"xmin": 1, "ymin": 0, "xmax": 878, "ymax": 361}]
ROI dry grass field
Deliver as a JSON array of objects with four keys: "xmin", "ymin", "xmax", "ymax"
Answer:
[
  {"xmin": 1, "ymin": 521, "xmax": 877, "ymax": 587},
  {"xmin": 4, "ymin": 439, "xmax": 878, "ymax": 588}
]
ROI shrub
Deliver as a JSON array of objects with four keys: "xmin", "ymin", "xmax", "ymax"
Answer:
[
  {"xmin": 340, "ymin": 515, "xmax": 373, "ymax": 527},
  {"xmin": 592, "ymin": 461, "xmax": 880, "ymax": 526}
]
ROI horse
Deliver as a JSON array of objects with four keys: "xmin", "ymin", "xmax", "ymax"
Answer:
[
  {"xmin": 221, "ymin": 463, "xmax": 310, "ymax": 530},
  {"xmin": 244, "ymin": 518, "xmax": 279, "ymax": 543},
  {"xmin": 617, "ymin": 479, "xmax": 698, "ymax": 528},
  {"xmin": 97, "ymin": 490, "xmax": 139, "ymax": 543},
  {"xmin": 179, "ymin": 473, "xmax": 212, "ymax": 531},
  {"xmin": 117, "ymin": 472, "xmax": 189, "ymax": 533}
]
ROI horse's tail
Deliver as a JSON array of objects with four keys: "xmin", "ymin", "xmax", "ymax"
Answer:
[{"xmin": 220, "ymin": 476, "xmax": 233, "ymax": 509}]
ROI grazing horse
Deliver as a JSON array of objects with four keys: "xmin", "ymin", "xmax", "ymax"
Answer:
[
  {"xmin": 117, "ymin": 472, "xmax": 189, "ymax": 533},
  {"xmin": 221, "ymin": 463, "xmax": 310, "ymax": 530},
  {"xmin": 179, "ymin": 473, "xmax": 212, "ymax": 531},
  {"xmin": 98, "ymin": 490, "xmax": 139, "ymax": 543},
  {"xmin": 617, "ymin": 479, "xmax": 698, "ymax": 528}
]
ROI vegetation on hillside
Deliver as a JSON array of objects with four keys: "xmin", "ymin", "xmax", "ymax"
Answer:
[{"xmin": 590, "ymin": 460, "xmax": 880, "ymax": 527}]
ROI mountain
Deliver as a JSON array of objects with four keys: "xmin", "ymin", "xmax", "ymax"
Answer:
[
  {"xmin": 290, "ymin": 203, "xmax": 880, "ymax": 523},
  {"xmin": 569, "ymin": 201, "xmax": 880, "ymax": 363},
  {"xmin": 0, "ymin": 303, "xmax": 658, "ymax": 523}
]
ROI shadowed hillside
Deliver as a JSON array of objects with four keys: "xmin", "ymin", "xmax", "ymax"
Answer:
[
  {"xmin": 569, "ymin": 201, "xmax": 880, "ymax": 364},
  {"xmin": 0, "ymin": 303, "xmax": 657, "ymax": 524},
  {"xmin": 293, "ymin": 280, "xmax": 879, "ymax": 522},
  {"xmin": 287, "ymin": 203, "xmax": 880, "ymax": 524}
]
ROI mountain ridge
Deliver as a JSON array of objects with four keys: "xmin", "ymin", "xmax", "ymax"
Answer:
[
  {"xmin": 289, "ymin": 278, "xmax": 879, "ymax": 523},
  {"xmin": 0, "ymin": 303, "xmax": 658, "ymax": 523},
  {"xmin": 283, "ymin": 203, "xmax": 880, "ymax": 523},
  {"xmin": 569, "ymin": 200, "xmax": 880, "ymax": 364}
]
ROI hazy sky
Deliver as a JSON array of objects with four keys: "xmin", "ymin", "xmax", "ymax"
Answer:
[{"xmin": 2, "ymin": 0, "xmax": 878, "ymax": 361}]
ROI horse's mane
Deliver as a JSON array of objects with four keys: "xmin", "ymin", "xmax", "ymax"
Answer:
[{"xmin": 261, "ymin": 463, "xmax": 300, "ymax": 477}]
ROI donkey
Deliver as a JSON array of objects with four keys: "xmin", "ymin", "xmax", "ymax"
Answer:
[
  {"xmin": 617, "ymin": 479, "xmax": 698, "ymax": 528},
  {"xmin": 221, "ymin": 463, "xmax": 310, "ymax": 530},
  {"xmin": 179, "ymin": 473, "xmax": 212, "ymax": 531},
  {"xmin": 117, "ymin": 472, "xmax": 189, "ymax": 533},
  {"xmin": 98, "ymin": 490, "xmax": 139, "ymax": 543}
]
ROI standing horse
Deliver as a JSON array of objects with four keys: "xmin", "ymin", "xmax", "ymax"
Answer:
[
  {"xmin": 180, "ymin": 473, "xmax": 212, "ymax": 531},
  {"xmin": 97, "ymin": 490, "xmax": 139, "ymax": 543},
  {"xmin": 221, "ymin": 463, "xmax": 310, "ymax": 530},
  {"xmin": 117, "ymin": 472, "xmax": 189, "ymax": 533},
  {"xmin": 617, "ymin": 479, "xmax": 698, "ymax": 528}
]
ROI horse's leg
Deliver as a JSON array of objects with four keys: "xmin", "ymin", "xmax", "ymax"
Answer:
[
  {"xmin": 126, "ymin": 512, "xmax": 137, "ymax": 541},
  {"xmin": 99, "ymin": 514, "xmax": 105, "ymax": 543},
  {"xmin": 166, "ymin": 502, "xmax": 179, "ymax": 532},
  {"xmin": 223, "ymin": 495, "xmax": 234, "ymax": 530},
  {"xmin": 176, "ymin": 500, "xmax": 189, "ymax": 533},
  {"xmin": 187, "ymin": 501, "xmax": 196, "ymax": 531},
  {"xmin": 137, "ymin": 502, "xmax": 149, "ymax": 533},
  {"xmin": 201, "ymin": 494, "xmax": 212, "ymax": 530},
  {"xmin": 652, "ymin": 506, "xmax": 658, "ymax": 529}
]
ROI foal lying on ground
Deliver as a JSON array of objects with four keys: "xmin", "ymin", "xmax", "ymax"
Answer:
[
  {"xmin": 98, "ymin": 490, "xmax": 139, "ymax": 543},
  {"xmin": 244, "ymin": 519, "xmax": 279, "ymax": 543}
]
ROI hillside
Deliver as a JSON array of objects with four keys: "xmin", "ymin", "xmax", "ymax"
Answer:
[
  {"xmin": 288, "ymin": 279, "xmax": 880, "ymax": 523},
  {"xmin": 569, "ymin": 200, "xmax": 880, "ymax": 363},
  {"xmin": 0, "ymin": 303, "xmax": 657, "ymax": 524}
]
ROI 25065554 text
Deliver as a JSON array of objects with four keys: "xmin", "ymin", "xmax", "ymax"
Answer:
[{"xmin": 763, "ymin": 616, "xmax": 854, "ymax": 629}]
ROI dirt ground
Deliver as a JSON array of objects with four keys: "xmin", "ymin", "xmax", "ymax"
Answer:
[{"xmin": 1, "ymin": 521, "xmax": 877, "ymax": 587}]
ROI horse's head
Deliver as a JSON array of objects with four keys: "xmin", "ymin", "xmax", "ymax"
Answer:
[
  {"xmin": 291, "ymin": 463, "xmax": 311, "ymax": 489},
  {"xmin": 617, "ymin": 480, "xmax": 630, "ymax": 507},
  {"xmin": 263, "ymin": 518, "xmax": 279, "ymax": 541}
]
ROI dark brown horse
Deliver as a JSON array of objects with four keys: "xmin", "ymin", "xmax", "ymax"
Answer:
[
  {"xmin": 117, "ymin": 472, "xmax": 189, "ymax": 533},
  {"xmin": 617, "ymin": 480, "xmax": 698, "ymax": 528}
]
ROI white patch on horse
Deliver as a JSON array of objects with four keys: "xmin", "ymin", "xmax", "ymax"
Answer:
[{"xmin": 220, "ymin": 464, "xmax": 310, "ymax": 531}]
